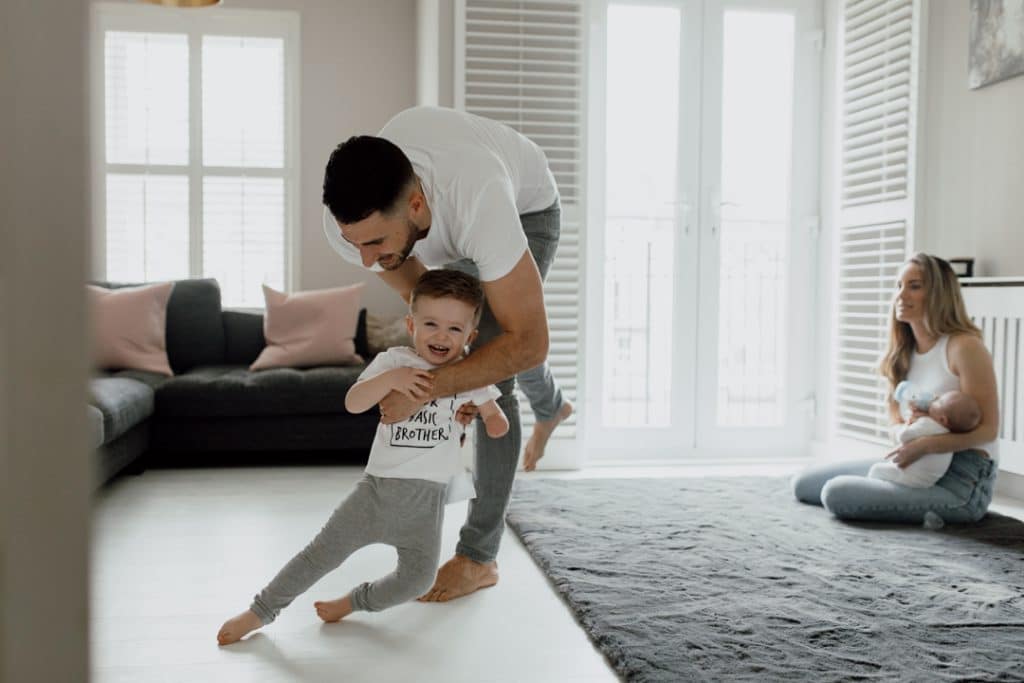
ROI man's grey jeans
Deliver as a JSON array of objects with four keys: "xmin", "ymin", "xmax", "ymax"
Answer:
[{"xmin": 446, "ymin": 199, "xmax": 565, "ymax": 563}]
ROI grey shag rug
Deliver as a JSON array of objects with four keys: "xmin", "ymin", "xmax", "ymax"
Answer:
[{"xmin": 506, "ymin": 477, "xmax": 1024, "ymax": 682}]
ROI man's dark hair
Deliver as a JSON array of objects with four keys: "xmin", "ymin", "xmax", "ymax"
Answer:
[
  {"xmin": 322, "ymin": 136, "xmax": 416, "ymax": 224},
  {"xmin": 410, "ymin": 269, "xmax": 485, "ymax": 325}
]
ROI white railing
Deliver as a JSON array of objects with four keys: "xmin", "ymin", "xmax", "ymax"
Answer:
[{"xmin": 962, "ymin": 277, "xmax": 1024, "ymax": 475}]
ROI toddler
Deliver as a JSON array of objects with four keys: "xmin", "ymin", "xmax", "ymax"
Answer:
[{"xmin": 217, "ymin": 269, "xmax": 508, "ymax": 645}]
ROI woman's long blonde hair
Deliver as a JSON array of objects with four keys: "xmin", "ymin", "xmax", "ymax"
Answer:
[{"xmin": 879, "ymin": 253, "xmax": 981, "ymax": 394}]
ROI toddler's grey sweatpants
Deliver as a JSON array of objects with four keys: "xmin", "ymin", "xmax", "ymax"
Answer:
[{"xmin": 250, "ymin": 474, "xmax": 446, "ymax": 625}]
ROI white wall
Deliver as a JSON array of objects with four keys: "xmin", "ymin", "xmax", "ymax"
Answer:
[
  {"xmin": 1, "ymin": 2, "xmax": 91, "ymax": 681},
  {"xmin": 920, "ymin": 1, "xmax": 1024, "ymax": 276},
  {"xmin": 287, "ymin": 0, "xmax": 417, "ymax": 317}
]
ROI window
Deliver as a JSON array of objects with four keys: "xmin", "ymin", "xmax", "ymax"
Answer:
[
  {"xmin": 92, "ymin": 4, "xmax": 298, "ymax": 308},
  {"xmin": 586, "ymin": 0, "xmax": 820, "ymax": 458}
]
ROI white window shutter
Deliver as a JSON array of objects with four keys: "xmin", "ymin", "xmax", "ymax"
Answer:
[
  {"xmin": 834, "ymin": 0, "xmax": 918, "ymax": 445},
  {"xmin": 458, "ymin": 0, "xmax": 583, "ymax": 436},
  {"xmin": 104, "ymin": 31, "xmax": 189, "ymax": 166},
  {"xmin": 202, "ymin": 35, "xmax": 285, "ymax": 169}
]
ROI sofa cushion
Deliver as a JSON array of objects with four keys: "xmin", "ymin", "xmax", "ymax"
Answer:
[
  {"xmin": 223, "ymin": 308, "xmax": 371, "ymax": 366},
  {"xmin": 155, "ymin": 365, "xmax": 367, "ymax": 417},
  {"xmin": 250, "ymin": 283, "xmax": 365, "ymax": 371},
  {"xmin": 94, "ymin": 279, "xmax": 226, "ymax": 373},
  {"xmin": 223, "ymin": 310, "xmax": 267, "ymax": 366},
  {"xmin": 89, "ymin": 376, "xmax": 155, "ymax": 443},
  {"xmin": 89, "ymin": 282, "xmax": 175, "ymax": 375},
  {"xmin": 165, "ymin": 279, "xmax": 226, "ymax": 373}
]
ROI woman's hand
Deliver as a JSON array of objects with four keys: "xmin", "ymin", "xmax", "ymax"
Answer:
[{"xmin": 885, "ymin": 435, "xmax": 935, "ymax": 468}]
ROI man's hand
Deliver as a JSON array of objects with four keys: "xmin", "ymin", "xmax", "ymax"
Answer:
[
  {"xmin": 388, "ymin": 367, "xmax": 434, "ymax": 401},
  {"xmin": 379, "ymin": 390, "xmax": 426, "ymax": 425}
]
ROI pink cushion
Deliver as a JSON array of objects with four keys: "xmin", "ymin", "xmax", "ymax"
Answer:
[
  {"xmin": 89, "ymin": 282, "xmax": 174, "ymax": 376},
  {"xmin": 250, "ymin": 283, "xmax": 365, "ymax": 371}
]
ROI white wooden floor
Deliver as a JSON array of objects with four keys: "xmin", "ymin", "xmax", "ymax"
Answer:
[{"xmin": 91, "ymin": 463, "xmax": 1024, "ymax": 683}]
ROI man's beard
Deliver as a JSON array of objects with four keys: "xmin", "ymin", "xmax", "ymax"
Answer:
[{"xmin": 378, "ymin": 220, "xmax": 425, "ymax": 271}]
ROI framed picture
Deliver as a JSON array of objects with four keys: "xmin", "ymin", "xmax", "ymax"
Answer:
[
  {"xmin": 969, "ymin": 0, "xmax": 1024, "ymax": 89},
  {"xmin": 948, "ymin": 258, "xmax": 975, "ymax": 278}
]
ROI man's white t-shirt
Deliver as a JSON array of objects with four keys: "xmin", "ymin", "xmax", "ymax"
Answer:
[
  {"xmin": 359, "ymin": 347, "xmax": 501, "ymax": 497},
  {"xmin": 323, "ymin": 106, "xmax": 559, "ymax": 282}
]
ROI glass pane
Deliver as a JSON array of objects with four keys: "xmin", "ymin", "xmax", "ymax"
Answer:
[
  {"xmin": 203, "ymin": 36, "xmax": 285, "ymax": 168},
  {"xmin": 716, "ymin": 10, "xmax": 795, "ymax": 427},
  {"xmin": 105, "ymin": 174, "xmax": 189, "ymax": 283},
  {"xmin": 105, "ymin": 32, "xmax": 189, "ymax": 165},
  {"xmin": 605, "ymin": 5, "xmax": 680, "ymax": 218},
  {"xmin": 203, "ymin": 176, "xmax": 285, "ymax": 308},
  {"xmin": 603, "ymin": 5, "xmax": 680, "ymax": 427},
  {"xmin": 603, "ymin": 220, "xmax": 675, "ymax": 427}
]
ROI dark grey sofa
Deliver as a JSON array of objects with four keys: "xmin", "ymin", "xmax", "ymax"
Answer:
[{"xmin": 89, "ymin": 279, "xmax": 378, "ymax": 485}]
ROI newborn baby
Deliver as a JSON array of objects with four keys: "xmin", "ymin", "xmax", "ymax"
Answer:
[{"xmin": 869, "ymin": 390, "xmax": 982, "ymax": 488}]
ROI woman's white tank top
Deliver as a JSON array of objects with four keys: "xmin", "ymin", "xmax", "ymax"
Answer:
[{"xmin": 905, "ymin": 335, "xmax": 999, "ymax": 462}]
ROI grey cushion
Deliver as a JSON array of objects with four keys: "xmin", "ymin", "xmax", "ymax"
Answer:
[
  {"xmin": 155, "ymin": 365, "xmax": 366, "ymax": 417},
  {"xmin": 93, "ymin": 279, "xmax": 225, "ymax": 373},
  {"xmin": 89, "ymin": 376, "xmax": 155, "ymax": 443},
  {"xmin": 223, "ymin": 310, "xmax": 266, "ymax": 365},
  {"xmin": 104, "ymin": 368, "xmax": 169, "ymax": 391},
  {"xmin": 165, "ymin": 279, "xmax": 225, "ymax": 373},
  {"xmin": 87, "ymin": 405, "xmax": 105, "ymax": 449}
]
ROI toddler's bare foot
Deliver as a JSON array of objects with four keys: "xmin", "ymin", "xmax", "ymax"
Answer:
[
  {"xmin": 314, "ymin": 595, "xmax": 353, "ymax": 623},
  {"xmin": 523, "ymin": 400, "xmax": 573, "ymax": 471},
  {"xmin": 217, "ymin": 609, "xmax": 263, "ymax": 646},
  {"xmin": 418, "ymin": 554, "xmax": 498, "ymax": 602}
]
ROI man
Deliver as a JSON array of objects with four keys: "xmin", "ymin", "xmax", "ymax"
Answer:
[{"xmin": 322, "ymin": 106, "xmax": 573, "ymax": 601}]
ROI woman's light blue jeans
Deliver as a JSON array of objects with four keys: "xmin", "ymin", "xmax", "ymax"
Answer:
[{"xmin": 792, "ymin": 450, "xmax": 997, "ymax": 524}]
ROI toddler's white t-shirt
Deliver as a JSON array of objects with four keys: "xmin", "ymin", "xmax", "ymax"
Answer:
[{"xmin": 358, "ymin": 346, "xmax": 500, "ymax": 500}]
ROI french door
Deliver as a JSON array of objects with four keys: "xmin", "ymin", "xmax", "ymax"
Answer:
[{"xmin": 584, "ymin": 0, "xmax": 821, "ymax": 459}]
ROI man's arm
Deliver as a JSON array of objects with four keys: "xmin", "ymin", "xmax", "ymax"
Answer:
[
  {"xmin": 431, "ymin": 250, "xmax": 548, "ymax": 397},
  {"xmin": 375, "ymin": 256, "xmax": 427, "ymax": 304}
]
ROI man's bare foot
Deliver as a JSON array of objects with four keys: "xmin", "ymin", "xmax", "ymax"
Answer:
[
  {"xmin": 314, "ymin": 595, "xmax": 353, "ymax": 623},
  {"xmin": 217, "ymin": 609, "xmax": 263, "ymax": 646},
  {"xmin": 523, "ymin": 400, "xmax": 573, "ymax": 472},
  {"xmin": 418, "ymin": 554, "xmax": 498, "ymax": 602}
]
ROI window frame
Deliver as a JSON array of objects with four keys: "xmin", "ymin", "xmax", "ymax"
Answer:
[{"xmin": 90, "ymin": 2, "xmax": 300, "ymax": 308}]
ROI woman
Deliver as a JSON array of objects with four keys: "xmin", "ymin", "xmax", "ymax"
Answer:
[{"xmin": 793, "ymin": 253, "xmax": 1000, "ymax": 523}]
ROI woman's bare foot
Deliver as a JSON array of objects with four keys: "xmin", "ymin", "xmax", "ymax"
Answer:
[
  {"xmin": 314, "ymin": 595, "xmax": 353, "ymax": 623},
  {"xmin": 418, "ymin": 555, "xmax": 498, "ymax": 602},
  {"xmin": 217, "ymin": 609, "xmax": 263, "ymax": 646},
  {"xmin": 523, "ymin": 400, "xmax": 573, "ymax": 471}
]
